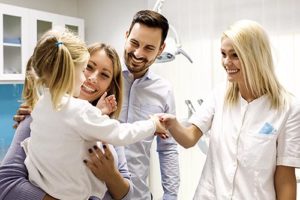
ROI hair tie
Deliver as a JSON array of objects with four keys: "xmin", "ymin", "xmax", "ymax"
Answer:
[{"xmin": 55, "ymin": 41, "xmax": 63, "ymax": 47}]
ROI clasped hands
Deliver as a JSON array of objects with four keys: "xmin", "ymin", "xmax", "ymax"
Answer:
[{"xmin": 151, "ymin": 113, "xmax": 177, "ymax": 139}]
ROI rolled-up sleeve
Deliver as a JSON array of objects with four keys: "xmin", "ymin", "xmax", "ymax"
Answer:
[
  {"xmin": 189, "ymin": 90, "xmax": 216, "ymax": 135},
  {"xmin": 157, "ymin": 136, "xmax": 179, "ymax": 200},
  {"xmin": 157, "ymin": 88, "xmax": 180, "ymax": 200}
]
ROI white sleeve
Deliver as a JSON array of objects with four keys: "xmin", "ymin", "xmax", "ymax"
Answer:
[
  {"xmin": 277, "ymin": 99, "xmax": 300, "ymax": 167},
  {"xmin": 73, "ymin": 104, "xmax": 156, "ymax": 146},
  {"xmin": 188, "ymin": 89, "xmax": 216, "ymax": 135}
]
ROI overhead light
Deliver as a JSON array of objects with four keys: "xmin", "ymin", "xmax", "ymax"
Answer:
[
  {"xmin": 156, "ymin": 37, "xmax": 176, "ymax": 63},
  {"xmin": 156, "ymin": 27, "xmax": 193, "ymax": 63},
  {"xmin": 153, "ymin": 0, "xmax": 193, "ymax": 63}
]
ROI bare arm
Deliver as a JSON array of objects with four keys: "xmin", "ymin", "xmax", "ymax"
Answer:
[
  {"xmin": 161, "ymin": 114, "xmax": 203, "ymax": 148},
  {"xmin": 102, "ymin": 167, "xmax": 130, "ymax": 200},
  {"xmin": 169, "ymin": 122, "xmax": 203, "ymax": 148},
  {"xmin": 274, "ymin": 165, "xmax": 296, "ymax": 200}
]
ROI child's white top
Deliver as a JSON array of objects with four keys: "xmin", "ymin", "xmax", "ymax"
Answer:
[{"xmin": 22, "ymin": 89, "xmax": 155, "ymax": 200}]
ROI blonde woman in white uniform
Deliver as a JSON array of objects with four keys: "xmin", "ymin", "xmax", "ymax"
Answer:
[{"xmin": 160, "ymin": 20, "xmax": 300, "ymax": 200}]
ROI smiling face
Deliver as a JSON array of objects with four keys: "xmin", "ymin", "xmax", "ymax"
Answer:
[
  {"xmin": 221, "ymin": 37, "xmax": 244, "ymax": 84},
  {"xmin": 79, "ymin": 49, "xmax": 113, "ymax": 102},
  {"xmin": 124, "ymin": 23, "xmax": 165, "ymax": 79}
]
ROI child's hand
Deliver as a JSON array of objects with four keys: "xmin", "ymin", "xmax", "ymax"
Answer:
[{"xmin": 96, "ymin": 92, "xmax": 117, "ymax": 115}]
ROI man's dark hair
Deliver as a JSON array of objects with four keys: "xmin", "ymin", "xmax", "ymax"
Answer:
[{"xmin": 128, "ymin": 10, "xmax": 169, "ymax": 45}]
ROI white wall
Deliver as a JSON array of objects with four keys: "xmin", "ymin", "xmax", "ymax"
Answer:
[
  {"xmin": 147, "ymin": 0, "xmax": 300, "ymax": 116},
  {"xmin": 0, "ymin": 0, "xmax": 78, "ymax": 17},
  {"xmin": 77, "ymin": 0, "xmax": 147, "ymax": 56}
]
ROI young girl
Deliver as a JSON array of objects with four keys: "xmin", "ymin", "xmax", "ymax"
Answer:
[
  {"xmin": 160, "ymin": 20, "xmax": 300, "ymax": 199},
  {"xmin": 22, "ymin": 29, "xmax": 166, "ymax": 200}
]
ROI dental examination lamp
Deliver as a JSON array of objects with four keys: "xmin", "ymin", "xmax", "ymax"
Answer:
[
  {"xmin": 185, "ymin": 99, "xmax": 196, "ymax": 118},
  {"xmin": 153, "ymin": 0, "xmax": 193, "ymax": 63},
  {"xmin": 197, "ymin": 99, "xmax": 203, "ymax": 106}
]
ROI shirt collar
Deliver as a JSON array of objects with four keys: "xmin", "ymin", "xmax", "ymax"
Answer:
[
  {"xmin": 122, "ymin": 64, "xmax": 155, "ymax": 80},
  {"xmin": 239, "ymin": 92, "xmax": 268, "ymax": 105}
]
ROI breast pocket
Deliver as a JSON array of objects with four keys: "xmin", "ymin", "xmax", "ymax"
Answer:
[
  {"xmin": 140, "ymin": 104, "xmax": 163, "ymax": 116},
  {"xmin": 242, "ymin": 131, "xmax": 277, "ymax": 170}
]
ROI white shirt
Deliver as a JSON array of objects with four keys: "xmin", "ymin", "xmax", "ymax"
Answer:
[
  {"xmin": 22, "ymin": 89, "xmax": 155, "ymax": 200},
  {"xmin": 190, "ymin": 85, "xmax": 300, "ymax": 200}
]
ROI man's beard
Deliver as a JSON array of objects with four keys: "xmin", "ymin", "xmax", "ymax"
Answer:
[{"xmin": 124, "ymin": 51, "xmax": 155, "ymax": 74}]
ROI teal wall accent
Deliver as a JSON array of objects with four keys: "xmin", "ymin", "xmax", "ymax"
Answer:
[{"xmin": 0, "ymin": 84, "xmax": 23, "ymax": 161}]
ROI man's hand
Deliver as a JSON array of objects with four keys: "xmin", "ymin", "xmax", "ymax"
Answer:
[
  {"xmin": 96, "ymin": 92, "xmax": 117, "ymax": 115},
  {"xmin": 13, "ymin": 104, "xmax": 32, "ymax": 128}
]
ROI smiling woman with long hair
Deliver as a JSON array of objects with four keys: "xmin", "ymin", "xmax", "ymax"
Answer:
[{"xmin": 160, "ymin": 20, "xmax": 300, "ymax": 200}]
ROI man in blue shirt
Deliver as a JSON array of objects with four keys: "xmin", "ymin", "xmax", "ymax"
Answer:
[{"xmin": 119, "ymin": 10, "xmax": 180, "ymax": 200}]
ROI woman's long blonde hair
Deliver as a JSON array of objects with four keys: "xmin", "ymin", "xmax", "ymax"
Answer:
[
  {"xmin": 223, "ymin": 20, "xmax": 289, "ymax": 109},
  {"xmin": 88, "ymin": 43, "xmax": 123, "ymax": 119},
  {"xmin": 31, "ymin": 29, "xmax": 89, "ymax": 110}
]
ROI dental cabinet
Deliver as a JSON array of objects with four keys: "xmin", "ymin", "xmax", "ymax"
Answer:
[{"xmin": 0, "ymin": 3, "xmax": 84, "ymax": 83}]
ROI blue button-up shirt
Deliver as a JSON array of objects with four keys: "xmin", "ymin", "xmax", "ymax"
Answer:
[{"xmin": 119, "ymin": 66, "xmax": 180, "ymax": 200}]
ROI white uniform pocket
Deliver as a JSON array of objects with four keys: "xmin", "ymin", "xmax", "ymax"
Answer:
[{"xmin": 242, "ymin": 131, "xmax": 277, "ymax": 170}]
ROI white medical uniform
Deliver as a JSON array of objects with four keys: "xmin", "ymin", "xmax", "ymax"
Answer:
[{"xmin": 190, "ymin": 85, "xmax": 300, "ymax": 200}]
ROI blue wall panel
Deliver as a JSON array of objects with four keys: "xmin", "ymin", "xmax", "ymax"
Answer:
[{"xmin": 0, "ymin": 84, "xmax": 23, "ymax": 161}]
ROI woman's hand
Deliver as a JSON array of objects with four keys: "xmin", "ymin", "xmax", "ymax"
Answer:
[
  {"xmin": 84, "ymin": 143, "xmax": 117, "ymax": 182},
  {"xmin": 13, "ymin": 104, "xmax": 32, "ymax": 128},
  {"xmin": 84, "ymin": 143, "xmax": 130, "ymax": 199},
  {"xmin": 96, "ymin": 92, "xmax": 117, "ymax": 115}
]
